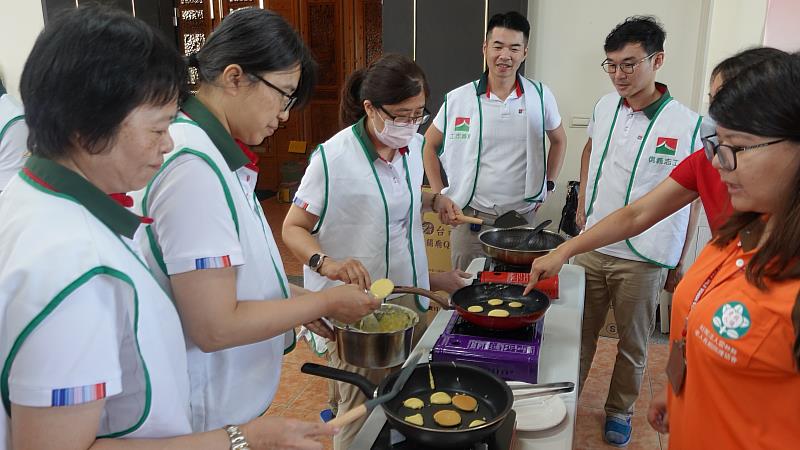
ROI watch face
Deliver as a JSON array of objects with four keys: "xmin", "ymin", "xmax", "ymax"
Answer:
[
  {"xmin": 547, "ymin": 180, "xmax": 556, "ymax": 192},
  {"xmin": 309, "ymin": 254, "xmax": 321, "ymax": 268}
]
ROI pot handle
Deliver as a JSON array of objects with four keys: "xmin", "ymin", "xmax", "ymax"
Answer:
[
  {"xmin": 392, "ymin": 286, "xmax": 452, "ymax": 310},
  {"xmin": 301, "ymin": 363, "xmax": 377, "ymax": 398}
]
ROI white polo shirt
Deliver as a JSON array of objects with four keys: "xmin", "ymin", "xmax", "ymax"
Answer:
[
  {"xmin": 133, "ymin": 96, "xmax": 291, "ymax": 432},
  {"xmin": 0, "ymin": 93, "xmax": 28, "ymax": 191},
  {"xmin": 295, "ymin": 117, "xmax": 413, "ymax": 287},
  {"xmin": 586, "ymin": 85, "xmax": 702, "ymax": 261},
  {"xmin": 0, "ymin": 156, "xmax": 192, "ymax": 442},
  {"xmin": 433, "ymin": 76, "xmax": 561, "ymax": 214}
]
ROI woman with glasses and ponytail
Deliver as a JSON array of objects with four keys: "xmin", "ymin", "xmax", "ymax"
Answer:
[
  {"xmin": 282, "ymin": 53, "xmax": 466, "ymax": 449},
  {"xmin": 132, "ymin": 7, "xmax": 380, "ymax": 436},
  {"xmin": 646, "ymin": 50, "xmax": 800, "ymax": 449}
]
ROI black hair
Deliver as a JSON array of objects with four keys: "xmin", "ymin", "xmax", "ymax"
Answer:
[
  {"xmin": 486, "ymin": 11, "xmax": 530, "ymax": 42},
  {"xmin": 20, "ymin": 4, "xmax": 185, "ymax": 159},
  {"xmin": 340, "ymin": 53, "xmax": 430, "ymax": 127},
  {"xmin": 604, "ymin": 16, "xmax": 665, "ymax": 55},
  {"xmin": 710, "ymin": 47, "xmax": 787, "ymax": 84},
  {"xmin": 710, "ymin": 53, "xmax": 800, "ymax": 368},
  {"xmin": 189, "ymin": 8, "xmax": 317, "ymax": 109}
]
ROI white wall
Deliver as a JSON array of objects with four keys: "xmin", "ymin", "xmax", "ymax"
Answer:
[
  {"xmin": 525, "ymin": 0, "xmax": 768, "ymax": 230},
  {"xmin": 0, "ymin": 0, "xmax": 45, "ymax": 97}
]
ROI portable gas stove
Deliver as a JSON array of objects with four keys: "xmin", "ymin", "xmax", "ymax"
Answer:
[
  {"xmin": 431, "ymin": 312, "xmax": 543, "ymax": 384},
  {"xmin": 370, "ymin": 410, "xmax": 516, "ymax": 449}
]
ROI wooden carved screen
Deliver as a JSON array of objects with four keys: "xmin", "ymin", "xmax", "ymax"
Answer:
[
  {"xmin": 175, "ymin": 0, "xmax": 213, "ymax": 87},
  {"xmin": 221, "ymin": 0, "xmax": 261, "ymax": 16}
]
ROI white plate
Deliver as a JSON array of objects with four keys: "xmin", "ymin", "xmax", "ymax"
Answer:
[{"xmin": 512, "ymin": 393, "xmax": 567, "ymax": 432}]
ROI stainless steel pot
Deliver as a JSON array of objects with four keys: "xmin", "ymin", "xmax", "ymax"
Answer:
[
  {"xmin": 478, "ymin": 228, "xmax": 566, "ymax": 265},
  {"xmin": 330, "ymin": 303, "xmax": 419, "ymax": 369}
]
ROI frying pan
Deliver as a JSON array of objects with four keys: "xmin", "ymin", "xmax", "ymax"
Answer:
[
  {"xmin": 394, "ymin": 284, "xmax": 550, "ymax": 330},
  {"xmin": 479, "ymin": 228, "xmax": 566, "ymax": 265},
  {"xmin": 302, "ymin": 361, "xmax": 514, "ymax": 449}
]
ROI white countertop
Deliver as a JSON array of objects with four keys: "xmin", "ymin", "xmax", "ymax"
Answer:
[{"xmin": 351, "ymin": 260, "xmax": 585, "ymax": 449}]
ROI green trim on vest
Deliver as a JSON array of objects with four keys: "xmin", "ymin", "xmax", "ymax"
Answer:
[
  {"xmin": 462, "ymin": 81, "xmax": 484, "ymax": 210},
  {"xmin": 352, "ymin": 125, "xmax": 392, "ymax": 278},
  {"xmin": 311, "ymin": 145, "xmax": 329, "ymax": 235},
  {"xmin": 401, "ymin": 156, "xmax": 425, "ymax": 311},
  {"xmin": 24, "ymin": 156, "xmax": 142, "ymax": 238},
  {"xmin": 1, "ymin": 267, "xmax": 153, "ymax": 439},
  {"xmin": 438, "ymin": 94, "xmax": 447, "ymax": 156},
  {"xmin": 180, "ymin": 97, "xmax": 250, "ymax": 171},
  {"xmin": 249, "ymin": 189, "xmax": 290, "ymax": 300},
  {"xmin": 621, "ymin": 98, "xmax": 675, "ymax": 268},
  {"xmin": 141, "ymin": 148, "xmax": 240, "ymax": 276},
  {"xmin": 586, "ymin": 98, "xmax": 623, "ymax": 216},
  {"xmin": 690, "ymin": 116, "xmax": 704, "ymax": 152},
  {"xmin": 523, "ymin": 79, "xmax": 546, "ymax": 202},
  {"xmin": 0, "ymin": 115, "xmax": 24, "ymax": 144}
]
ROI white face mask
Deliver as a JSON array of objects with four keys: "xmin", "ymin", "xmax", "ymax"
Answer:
[{"xmin": 371, "ymin": 114, "xmax": 419, "ymax": 149}]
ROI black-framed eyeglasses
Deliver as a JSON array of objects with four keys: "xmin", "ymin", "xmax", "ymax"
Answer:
[
  {"xmin": 701, "ymin": 134, "xmax": 785, "ymax": 170},
  {"xmin": 378, "ymin": 106, "xmax": 431, "ymax": 127},
  {"xmin": 250, "ymin": 73, "xmax": 298, "ymax": 112},
  {"xmin": 601, "ymin": 52, "xmax": 659, "ymax": 74}
]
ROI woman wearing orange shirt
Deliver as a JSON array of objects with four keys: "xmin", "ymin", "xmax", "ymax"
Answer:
[{"xmin": 647, "ymin": 52, "xmax": 800, "ymax": 449}]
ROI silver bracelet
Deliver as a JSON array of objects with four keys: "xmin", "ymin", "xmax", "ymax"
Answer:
[{"xmin": 224, "ymin": 424, "xmax": 251, "ymax": 450}]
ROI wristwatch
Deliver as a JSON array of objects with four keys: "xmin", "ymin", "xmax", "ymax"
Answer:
[
  {"xmin": 546, "ymin": 180, "xmax": 556, "ymax": 192},
  {"xmin": 308, "ymin": 253, "xmax": 327, "ymax": 272},
  {"xmin": 224, "ymin": 424, "xmax": 250, "ymax": 450}
]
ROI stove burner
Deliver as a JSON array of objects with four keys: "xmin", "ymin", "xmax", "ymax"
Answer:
[
  {"xmin": 483, "ymin": 258, "xmax": 531, "ymax": 273},
  {"xmin": 450, "ymin": 316, "xmax": 539, "ymax": 341},
  {"xmin": 370, "ymin": 410, "xmax": 516, "ymax": 449}
]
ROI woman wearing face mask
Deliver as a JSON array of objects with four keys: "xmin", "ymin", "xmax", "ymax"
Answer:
[
  {"xmin": 282, "ymin": 53, "xmax": 463, "ymax": 449},
  {"xmin": 133, "ymin": 7, "xmax": 379, "ymax": 436}
]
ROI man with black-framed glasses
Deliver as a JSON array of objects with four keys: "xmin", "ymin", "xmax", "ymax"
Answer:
[{"xmin": 574, "ymin": 16, "xmax": 703, "ymax": 447}]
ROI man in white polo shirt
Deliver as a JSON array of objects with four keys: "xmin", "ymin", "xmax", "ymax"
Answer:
[
  {"xmin": 0, "ymin": 79, "xmax": 28, "ymax": 192},
  {"xmin": 577, "ymin": 16, "xmax": 703, "ymax": 447},
  {"xmin": 423, "ymin": 11, "xmax": 567, "ymax": 270}
]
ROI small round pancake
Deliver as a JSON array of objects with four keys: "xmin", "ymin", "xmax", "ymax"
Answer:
[
  {"xmin": 402, "ymin": 397, "xmax": 424, "ymax": 409},
  {"xmin": 487, "ymin": 298, "xmax": 504, "ymax": 306},
  {"xmin": 467, "ymin": 305, "xmax": 484, "ymax": 313},
  {"xmin": 487, "ymin": 309, "xmax": 510, "ymax": 317},
  {"xmin": 451, "ymin": 394, "xmax": 478, "ymax": 412},
  {"xmin": 429, "ymin": 391, "xmax": 452, "ymax": 405},
  {"xmin": 433, "ymin": 409, "xmax": 462, "ymax": 427},
  {"xmin": 468, "ymin": 419, "xmax": 486, "ymax": 428},
  {"xmin": 404, "ymin": 413, "xmax": 424, "ymax": 426},
  {"xmin": 369, "ymin": 278, "xmax": 395, "ymax": 300},
  {"xmin": 508, "ymin": 301, "xmax": 523, "ymax": 308}
]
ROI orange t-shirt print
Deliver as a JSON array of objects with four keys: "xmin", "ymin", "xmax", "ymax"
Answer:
[{"xmin": 666, "ymin": 239, "xmax": 800, "ymax": 450}]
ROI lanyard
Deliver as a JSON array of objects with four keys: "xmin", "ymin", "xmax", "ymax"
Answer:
[{"xmin": 681, "ymin": 245, "xmax": 743, "ymax": 338}]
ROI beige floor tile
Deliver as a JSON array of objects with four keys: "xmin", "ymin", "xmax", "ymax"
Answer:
[{"xmin": 574, "ymin": 406, "xmax": 660, "ymax": 449}]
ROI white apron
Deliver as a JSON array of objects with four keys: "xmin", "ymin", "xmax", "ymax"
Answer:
[
  {"xmin": 134, "ymin": 98, "xmax": 292, "ymax": 431},
  {"xmin": 438, "ymin": 76, "xmax": 548, "ymax": 208},
  {"xmin": 0, "ymin": 158, "xmax": 192, "ymax": 446},
  {"xmin": 301, "ymin": 124, "xmax": 430, "ymax": 354},
  {"xmin": 586, "ymin": 92, "xmax": 703, "ymax": 267}
]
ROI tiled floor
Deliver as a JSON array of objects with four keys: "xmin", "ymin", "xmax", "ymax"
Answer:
[{"xmin": 261, "ymin": 197, "xmax": 669, "ymax": 450}]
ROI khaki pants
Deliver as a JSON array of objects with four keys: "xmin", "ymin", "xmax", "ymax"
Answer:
[
  {"xmin": 328, "ymin": 294, "xmax": 430, "ymax": 450},
  {"xmin": 575, "ymin": 251, "xmax": 667, "ymax": 419},
  {"xmin": 450, "ymin": 206, "xmax": 537, "ymax": 271}
]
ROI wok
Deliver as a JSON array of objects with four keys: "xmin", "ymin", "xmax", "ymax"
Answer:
[
  {"xmin": 302, "ymin": 361, "xmax": 514, "ymax": 449},
  {"xmin": 479, "ymin": 228, "xmax": 566, "ymax": 266},
  {"xmin": 394, "ymin": 283, "xmax": 551, "ymax": 330}
]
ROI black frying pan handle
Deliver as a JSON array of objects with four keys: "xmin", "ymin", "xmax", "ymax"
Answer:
[{"xmin": 301, "ymin": 363, "xmax": 377, "ymax": 398}]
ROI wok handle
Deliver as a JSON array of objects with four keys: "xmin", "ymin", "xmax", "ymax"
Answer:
[
  {"xmin": 454, "ymin": 214, "xmax": 483, "ymax": 225},
  {"xmin": 392, "ymin": 286, "xmax": 452, "ymax": 310},
  {"xmin": 300, "ymin": 363, "xmax": 377, "ymax": 398},
  {"xmin": 327, "ymin": 404, "xmax": 368, "ymax": 428}
]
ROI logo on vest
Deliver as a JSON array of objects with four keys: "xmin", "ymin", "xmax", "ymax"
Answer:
[
  {"xmin": 711, "ymin": 301, "xmax": 751, "ymax": 340},
  {"xmin": 649, "ymin": 137, "xmax": 679, "ymax": 167},
  {"xmin": 655, "ymin": 137, "xmax": 678, "ymax": 155},
  {"xmin": 450, "ymin": 117, "xmax": 471, "ymax": 140}
]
